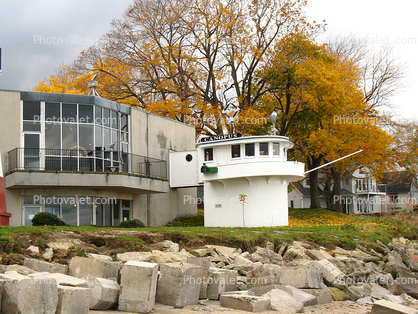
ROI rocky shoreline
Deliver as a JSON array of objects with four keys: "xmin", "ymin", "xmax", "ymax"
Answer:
[{"xmin": 1, "ymin": 236, "xmax": 418, "ymax": 313}]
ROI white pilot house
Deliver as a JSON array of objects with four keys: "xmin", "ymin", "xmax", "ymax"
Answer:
[{"xmin": 169, "ymin": 134, "xmax": 305, "ymax": 227}]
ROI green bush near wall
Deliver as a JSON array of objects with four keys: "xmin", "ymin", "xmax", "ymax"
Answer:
[
  {"xmin": 119, "ymin": 219, "xmax": 145, "ymax": 228},
  {"xmin": 31, "ymin": 212, "xmax": 68, "ymax": 226}
]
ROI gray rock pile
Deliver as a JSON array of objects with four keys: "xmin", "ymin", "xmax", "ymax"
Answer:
[{"xmin": 0, "ymin": 238, "xmax": 418, "ymax": 313}]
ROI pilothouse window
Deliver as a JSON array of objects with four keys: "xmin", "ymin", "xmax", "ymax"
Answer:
[
  {"xmin": 231, "ymin": 145, "xmax": 240, "ymax": 158},
  {"xmin": 204, "ymin": 148, "xmax": 213, "ymax": 161},
  {"xmin": 259, "ymin": 143, "xmax": 268, "ymax": 155},
  {"xmin": 245, "ymin": 143, "xmax": 255, "ymax": 157}
]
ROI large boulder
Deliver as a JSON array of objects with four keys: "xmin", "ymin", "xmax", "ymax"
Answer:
[
  {"xmin": 246, "ymin": 264, "xmax": 282, "ymax": 289},
  {"xmin": 280, "ymin": 266, "xmax": 322, "ymax": 289},
  {"xmin": 261, "ymin": 289, "xmax": 303, "ymax": 313},
  {"xmin": 220, "ymin": 294, "xmax": 270, "ymax": 312},
  {"xmin": 0, "ymin": 271, "xmax": 58, "ymax": 314},
  {"xmin": 56, "ymin": 285, "xmax": 90, "ymax": 314},
  {"xmin": 390, "ymin": 277, "xmax": 418, "ymax": 299},
  {"xmin": 300, "ymin": 287, "xmax": 333, "ymax": 304},
  {"xmin": 116, "ymin": 252, "xmax": 154, "ymax": 263},
  {"xmin": 156, "ymin": 262, "xmax": 202, "ymax": 307},
  {"xmin": 371, "ymin": 299, "xmax": 418, "ymax": 314},
  {"xmin": 68, "ymin": 257, "xmax": 121, "ymax": 282},
  {"xmin": 118, "ymin": 261, "xmax": 158, "ymax": 313},
  {"xmin": 152, "ymin": 250, "xmax": 192, "ymax": 264},
  {"xmin": 312, "ymin": 259, "xmax": 345, "ymax": 285},
  {"xmin": 187, "ymin": 256, "xmax": 211, "ymax": 299},
  {"xmin": 86, "ymin": 276, "xmax": 120, "ymax": 310},
  {"xmin": 24, "ymin": 257, "xmax": 68, "ymax": 274}
]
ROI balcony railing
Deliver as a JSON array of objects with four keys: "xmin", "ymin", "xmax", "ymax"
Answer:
[{"xmin": 7, "ymin": 148, "xmax": 167, "ymax": 180}]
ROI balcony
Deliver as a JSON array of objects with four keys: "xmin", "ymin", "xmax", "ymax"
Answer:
[{"xmin": 5, "ymin": 148, "xmax": 168, "ymax": 194}]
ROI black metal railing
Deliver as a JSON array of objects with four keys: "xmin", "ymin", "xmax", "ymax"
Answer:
[{"xmin": 7, "ymin": 148, "xmax": 167, "ymax": 180}]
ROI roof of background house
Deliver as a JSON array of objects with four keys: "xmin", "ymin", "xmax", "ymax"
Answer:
[
  {"xmin": 380, "ymin": 171, "xmax": 414, "ymax": 194},
  {"xmin": 340, "ymin": 189, "xmax": 355, "ymax": 196},
  {"xmin": 292, "ymin": 182, "xmax": 324, "ymax": 196}
]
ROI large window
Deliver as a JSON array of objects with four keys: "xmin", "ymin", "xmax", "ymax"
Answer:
[
  {"xmin": 21, "ymin": 195, "xmax": 125, "ymax": 226},
  {"xmin": 22, "ymin": 101, "xmax": 130, "ymax": 172}
]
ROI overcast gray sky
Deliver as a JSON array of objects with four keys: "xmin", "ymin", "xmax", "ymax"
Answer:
[{"xmin": 0, "ymin": 0, "xmax": 416, "ymax": 119}]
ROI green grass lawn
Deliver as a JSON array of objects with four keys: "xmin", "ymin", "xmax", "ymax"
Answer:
[{"xmin": 0, "ymin": 208, "xmax": 417, "ymax": 254}]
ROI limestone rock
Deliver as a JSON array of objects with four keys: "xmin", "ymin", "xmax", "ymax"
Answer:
[
  {"xmin": 118, "ymin": 261, "xmax": 158, "ymax": 313},
  {"xmin": 116, "ymin": 252, "xmax": 154, "ymax": 263},
  {"xmin": 158, "ymin": 240, "xmax": 180, "ymax": 253},
  {"xmin": 156, "ymin": 262, "xmax": 202, "ymax": 307},
  {"xmin": 56, "ymin": 285, "xmax": 90, "ymax": 314},
  {"xmin": 68, "ymin": 256, "xmax": 121, "ymax": 281},
  {"xmin": 246, "ymin": 264, "xmax": 281, "ymax": 289},
  {"xmin": 24, "ymin": 257, "xmax": 68, "ymax": 274},
  {"xmin": 86, "ymin": 276, "xmax": 120, "ymax": 310},
  {"xmin": 390, "ymin": 277, "xmax": 418, "ymax": 299},
  {"xmin": 188, "ymin": 256, "xmax": 211, "ymax": 299},
  {"xmin": 86, "ymin": 253, "xmax": 113, "ymax": 263},
  {"xmin": 0, "ymin": 271, "xmax": 58, "ymax": 314},
  {"xmin": 6, "ymin": 265, "xmax": 36, "ymax": 275},
  {"xmin": 300, "ymin": 288, "xmax": 333, "ymax": 304},
  {"xmin": 152, "ymin": 250, "xmax": 192, "ymax": 264},
  {"xmin": 43, "ymin": 247, "xmax": 54, "ymax": 261},
  {"xmin": 261, "ymin": 289, "xmax": 303, "ymax": 313},
  {"xmin": 371, "ymin": 299, "xmax": 418, "ymax": 314},
  {"xmin": 280, "ymin": 265, "xmax": 322, "ymax": 289},
  {"xmin": 27, "ymin": 245, "xmax": 40, "ymax": 255},
  {"xmin": 220, "ymin": 294, "xmax": 270, "ymax": 312}
]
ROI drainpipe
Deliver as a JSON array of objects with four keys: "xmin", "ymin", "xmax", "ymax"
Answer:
[{"xmin": 146, "ymin": 112, "xmax": 151, "ymax": 227}]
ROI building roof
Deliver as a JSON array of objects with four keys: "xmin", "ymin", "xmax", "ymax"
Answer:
[
  {"xmin": 380, "ymin": 171, "xmax": 415, "ymax": 194},
  {"xmin": 340, "ymin": 189, "xmax": 355, "ymax": 196},
  {"xmin": 292, "ymin": 182, "xmax": 324, "ymax": 196}
]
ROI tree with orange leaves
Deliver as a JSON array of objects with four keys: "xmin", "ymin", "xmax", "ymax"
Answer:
[
  {"xmin": 34, "ymin": 0, "xmax": 323, "ymax": 136},
  {"xmin": 256, "ymin": 34, "xmax": 396, "ymax": 209}
]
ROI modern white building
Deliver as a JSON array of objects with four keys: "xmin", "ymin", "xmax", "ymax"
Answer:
[
  {"xmin": 0, "ymin": 90, "xmax": 197, "ymax": 226},
  {"xmin": 170, "ymin": 134, "xmax": 305, "ymax": 227}
]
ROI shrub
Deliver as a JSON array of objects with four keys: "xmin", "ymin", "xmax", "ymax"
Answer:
[
  {"xmin": 31, "ymin": 212, "xmax": 68, "ymax": 226},
  {"xmin": 119, "ymin": 219, "xmax": 145, "ymax": 228}
]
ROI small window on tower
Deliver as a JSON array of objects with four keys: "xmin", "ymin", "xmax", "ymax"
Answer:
[
  {"xmin": 204, "ymin": 148, "xmax": 213, "ymax": 161},
  {"xmin": 231, "ymin": 145, "xmax": 240, "ymax": 158}
]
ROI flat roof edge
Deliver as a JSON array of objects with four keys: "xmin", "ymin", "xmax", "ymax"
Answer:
[{"xmin": 20, "ymin": 91, "xmax": 131, "ymax": 114}]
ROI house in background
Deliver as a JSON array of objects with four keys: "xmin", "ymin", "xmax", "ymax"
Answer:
[
  {"xmin": 380, "ymin": 171, "xmax": 418, "ymax": 211},
  {"xmin": 288, "ymin": 179, "xmax": 327, "ymax": 209},
  {"xmin": 288, "ymin": 167, "xmax": 386, "ymax": 214},
  {"xmin": 0, "ymin": 90, "xmax": 197, "ymax": 226}
]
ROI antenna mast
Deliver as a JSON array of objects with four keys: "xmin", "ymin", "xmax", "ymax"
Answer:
[{"xmin": 88, "ymin": 73, "xmax": 99, "ymax": 96}]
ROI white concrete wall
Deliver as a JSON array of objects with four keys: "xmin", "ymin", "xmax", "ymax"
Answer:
[
  {"xmin": 130, "ymin": 108, "xmax": 197, "ymax": 226},
  {"xmin": 204, "ymin": 176, "xmax": 291, "ymax": 227},
  {"xmin": 0, "ymin": 90, "xmax": 22, "ymax": 226}
]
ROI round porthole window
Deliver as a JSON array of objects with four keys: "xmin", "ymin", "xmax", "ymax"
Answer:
[{"xmin": 186, "ymin": 154, "xmax": 193, "ymax": 162}]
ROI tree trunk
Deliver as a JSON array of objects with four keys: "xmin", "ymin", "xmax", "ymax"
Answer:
[
  {"xmin": 332, "ymin": 170, "xmax": 343, "ymax": 213},
  {"xmin": 308, "ymin": 155, "xmax": 322, "ymax": 208},
  {"xmin": 323, "ymin": 174, "xmax": 333, "ymax": 209}
]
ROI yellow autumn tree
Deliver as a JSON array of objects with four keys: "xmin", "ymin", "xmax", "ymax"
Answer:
[
  {"xmin": 256, "ymin": 33, "xmax": 396, "ymax": 209},
  {"xmin": 34, "ymin": 0, "xmax": 323, "ymax": 136}
]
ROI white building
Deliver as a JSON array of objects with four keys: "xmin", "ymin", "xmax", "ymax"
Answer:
[
  {"xmin": 170, "ymin": 134, "xmax": 305, "ymax": 227},
  {"xmin": 0, "ymin": 90, "xmax": 197, "ymax": 226}
]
